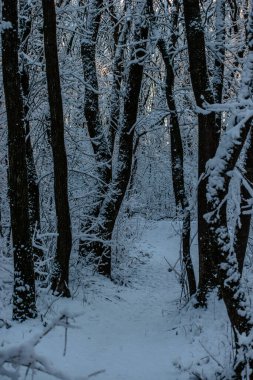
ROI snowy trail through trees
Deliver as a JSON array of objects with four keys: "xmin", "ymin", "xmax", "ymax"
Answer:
[
  {"xmin": 36, "ymin": 220, "xmax": 183, "ymax": 379},
  {"xmin": 1, "ymin": 219, "xmax": 231, "ymax": 379}
]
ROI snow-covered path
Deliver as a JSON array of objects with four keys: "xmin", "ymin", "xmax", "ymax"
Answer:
[
  {"xmin": 1, "ymin": 219, "xmax": 230, "ymax": 379},
  {"xmin": 37, "ymin": 219, "xmax": 184, "ymax": 380}
]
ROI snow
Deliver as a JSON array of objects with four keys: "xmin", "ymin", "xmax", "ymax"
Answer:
[{"xmin": 0, "ymin": 218, "xmax": 233, "ymax": 379}]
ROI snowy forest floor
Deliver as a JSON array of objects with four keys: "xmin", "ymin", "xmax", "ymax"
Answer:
[{"xmin": 0, "ymin": 217, "xmax": 239, "ymax": 379}]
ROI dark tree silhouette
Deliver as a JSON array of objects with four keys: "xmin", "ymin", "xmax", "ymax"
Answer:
[
  {"xmin": 42, "ymin": 0, "xmax": 72, "ymax": 297},
  {"xmin": 183, "ymin": 0, "xmax": 219, "ymax": 306},
  {"xmin": 2, "ymin": 0, "xmax": 37, "ymax": 320},
  {"xmin": 19, "ymin": 0, "xmax": 42, "ymax": 264}
]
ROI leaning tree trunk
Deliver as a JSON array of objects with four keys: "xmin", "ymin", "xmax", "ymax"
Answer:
[
  {"xmin": 92, "ymin": 0, "xmax": 152, "ymax": 276},
  {"xmin": 206, "ymin": 10, "xmax": 253, "ymax": 375},
  {"xmin": 19, "ymin": 0, "xmax": 42, "ymax": 262},
  {"xmin": 42, "ymin": 0, "xmax": 72, "ymax": 297},
  {"xmin": 231, "ymin": 0, "xmax": 253, "ymax": 274},
  {"xmin": 79, "ymin": 0, "xmax": 111, "ymax": 257},
  {"xmin": 234, "ymin": 127, "xmax": 253, "ymax": 273},
  {"xmin": 207, "ymin": 121, "xmax": 253, "ymax": 379},
  {"xmin": 183, "ymin": 0, "xmax": 220, "ymax": 307},
  {"xmin": 2, "ymin": 0, "xmax": 37, "ymax": 320}
]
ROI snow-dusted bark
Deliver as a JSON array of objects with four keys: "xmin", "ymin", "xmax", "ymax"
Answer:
[
  {"xmin": 158, "ymin": 18, "xmax": 196, "ymax": 297},
  {"xmin": 231, "ymin": 0, "xmax": 253, "ymax": 274},
  {"xmin": 19, "ymin": 0, "xmax": 42, "ymax": 264},
  {"xmin": 108, "ymin": 4, "xmax": 131, "ymax": 155},
  {"xmin": 2, "ymin": 0, "xmax": 37, "ymax": 320},
  {"xmin": 206, "ymin": 5, "xmax": 253, "ymax": 375},
  {"xmin": 79, "ymin": 0, "xmax": 111, "ymax": 257},
  {"xmin": 183, "ymin": 0, "xmax": 220, "ymax": 307},
  {"xmin": 91, "ymin": 0, "xmax": 152, "ymax": 276},
  {"xmin": 213, "ymin": 0, "xmax": 225, "ymax": 132},
  {"xmin": 80, "ymin": 0, "xmax": 110, "ymax": 184},
  {"xmin": 234, "ymin": 128, "xmax": 253, "ymax": 273}
]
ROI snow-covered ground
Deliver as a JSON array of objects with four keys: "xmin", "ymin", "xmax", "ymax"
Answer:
[{"xmin": 0, "ymin": 218, "xmax": 234, "ymax": 379}]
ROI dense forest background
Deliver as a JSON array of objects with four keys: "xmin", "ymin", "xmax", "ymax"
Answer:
[{"xmin": 1, "ymin": 0, "xmax": 253, "ymax": 378}]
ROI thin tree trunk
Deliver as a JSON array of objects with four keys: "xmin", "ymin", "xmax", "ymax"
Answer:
[
  {"xmin": 19, "ymin": 1, "xmax": 42, "ymax": 262},
  {"xmin": 2, "ymin": 0, "xmax": 37, "ymax": 320},
  {"xmin": 107, "ymin": 1, "xmax": 131, "ymax": 155},
  {"xmin": 79, "ymin": 0, "xmax": 111, "ymax": 256},
  {"xmin": 213, "ymin": 0, "xmax": 225, "ymax": 132},
  {"xmin": 80, "ymin": 0, "xmax": 110, "ymax": 183},
  {"xmin": 108, "ymin": 0, "xmax": 120, "ymax": 51},
  {"xmin": 234, "ymin": 128, "xmax": 253, "ymax": 273},
  {"xmin": 42, "ymin": 0, "xmax": 72, "ymax": 297},
  {"xmin": 158, "ymin": 38, "xmax": 196, "ymax": 297},
  {"xmin": 183, "ymin": 0, "xmax": 219, "ymax": 307}
]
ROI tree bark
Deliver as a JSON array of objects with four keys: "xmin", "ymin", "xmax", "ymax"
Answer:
[
  {"xmin": 231, "ymin": 0, "xmax": 253, "ymax": 275},
  {"xmin": 183, "ymin": 0, "xmax": 219, "ymax": 306},
  {"xmin": 206, "ymin": 11, "xmax": 253, "ymax": 373},
  {"xmin": 19, "ymin": 0, "xmax": 42, "ymax": 263},
  {"xmin": 42, "ymin": 0, "xmax": 72, "ymax": 297},
  {"xmin": 107, "ymin": 1, "xmax": 131, "ymax": 155},
  {"xmin": 234, "ymin": 128, "xmax": 253, "ymax": 273},
  {"xmin": 158, "ymin": 37, "xmax": 196, "ymax": 297},
  {"xmin": 213, "ymin": 0, "xmax": 225, "ymax": 132},
  {"xmin": 79, "ymin": 0, "xmax": 111, "ymax": 256},
  {"xmin": 2, "ymin": 0, "xmax": 37, "ymax": 320},
  {"xmin": 92, "ymin": 0, "xmax": 152, "ymax": 276},
  {"xmin": 80, "ymin": 0, "xmax": 110, "ymax": 183},
  {"xmin": 207, "ymin": 121, "xmax": 253, "ymax": 378}
]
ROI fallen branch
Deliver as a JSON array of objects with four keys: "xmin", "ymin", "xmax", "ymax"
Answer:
[{"xmin": 0, "ymin": 312, "xmax": 104, "ymax": 380}]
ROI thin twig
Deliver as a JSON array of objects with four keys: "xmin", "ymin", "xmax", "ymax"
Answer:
[
  {"xmin": 199, "ymin": 341, "xmax": 224, "ymax": 369},
  {"xmin": 164, "ymin": 256, "xmax": 181, "ymax": 278}
]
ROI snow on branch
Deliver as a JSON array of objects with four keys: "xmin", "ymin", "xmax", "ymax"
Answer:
[
  {"xmin": 205, "ymin": 3, "xmax": 253, "ymax": 217},
  {"xmin": 0, "ymin": 313, "xmax": 105, "ymax": 380},
  {"xmin": 206, "ymin": 112, "xmax": 253, "ymax": 213}
]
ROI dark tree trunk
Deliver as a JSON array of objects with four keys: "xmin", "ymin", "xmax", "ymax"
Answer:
[
  {"xmin": 230, "ymin": 1, "xmax": 252, "ymax": 275},
  {"xmin": 92, "ymin": 0, "xmax": 152, "ymax": 276},
  {"xmin": 80, "ymin": 0, "xmax": 110, "ymax": 183},
  {"xmin": 183, "ymin": 0, "xmax": 219, "ymax": 307},
  {"xmin": 42, "ymin": 0, "xmax": 72, "ymax": 297},
  {"xmin": 79, "ymin": 0, "xmax": 111, "ymax": 256},
  {"xmin": 207, "ymin": 122, "xmax": 253, "ymax": 378},
  {"xmin": 2, "ymin": 0, "xmax": 37, "ymax": 320},
  {"xmin": 234, "ymin": 128, "xmax": 253, "ymax": 273},
  {"xmin": 108, "ymin": 0, "xmax": 120, "ymax": 51},
  {"xmin": 213, "ymin": 0, "xmax": 225, "ymax": 132},
  {"xmin": 19, "ymin": 1, "xmax": 42, "ymax": 263},
  {"xmin": 206, "ymin": 12, "xmax": 253, "ymax": 374},
  {"xmin": 107, "ymin": 1, "xmax": 131, "ymax": 155},
  {"xmin": 158, "ymin": 38, "xmax": 196, "ymax": 297}
]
